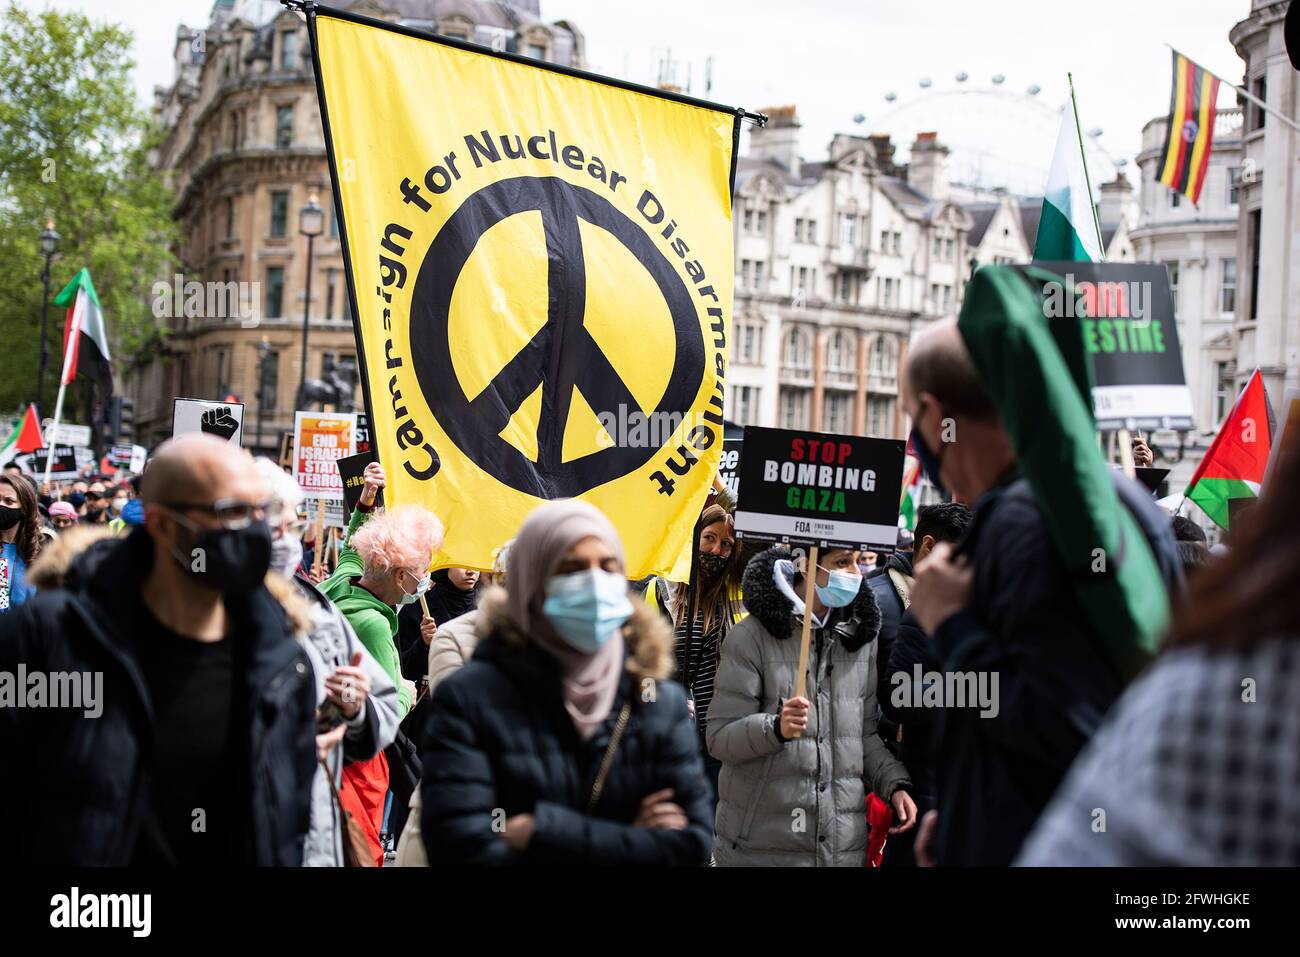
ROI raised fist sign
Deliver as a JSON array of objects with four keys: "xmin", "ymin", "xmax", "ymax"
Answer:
[{"xmin": 200, "ymin": 405, "xmax": 239, "ymax": 441}]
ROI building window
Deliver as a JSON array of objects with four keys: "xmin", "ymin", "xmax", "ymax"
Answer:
[
  {"xmin": 942, "ymin": 284, "xmax": 952, "ymax": 313},
  {"xmin": 742, "ymin": 208, "xmax": 753, "ymax": 232},
  {"xmin": 1248, "ymin": 209, "xmax": 1261, "ymax": 320},
  {"xmin": 879, "ymin": 276, "xmax": 899, "ymax": 309},
  {"xmin": 780, "ymin": 388, "xmax": 810, "ymax": 429},
  {"xmin": 225, "ymin": 197, "xmax": 235, "ymax": 239},
  {"xmin": 281, "ymin": 31, "xmax": 298, "ymax": 71},
  {"xmin": 1214, "ymin": 361, "xmax": 1231, "ymax": 424},
  {"xmin": 892, "ymin": 232, "xmax": 902, "ymax": 255},
  {"xmin": 933, "ymin": 236, "xmax": 943, "ymax": 257},
  {"xmin": 783, "ymin": 327, "xmax": 810, "ymax": 368},
  {"xmin": 270, "ymin": 191, "xmax": 289, "ymax": 237},
  {"xmin": 326, "ymin": 268, "xmax": 338, "ymax": 320},
  {"xmin": 735, "ymin": 321, "xmax": 762, "ymax": 364},
  {"xmin": 868, "ymin": 397, "xmax": 893, "ymax": 437},
  {"xmin": 216, "ymin": 349, "xmax": 229, "ymax": 395},
  {"xmin": 756, "ymin": 210, "xmax": 768, "ymax": 234},
  {"xmin": 1220, "ymin": 258, "xmax": 1236, "ymax": 314},
  {"xmin": 527, "ymin": 43, "xmax": 546, "ymax": 60},
  {"xmin": 275, "ymin": 105, "xmax": 294, "ymax": 148},
  {"xmin": 823, "ymin": 393, "xmax": 851, "ymax": 434},
  {"xmin": 1168, "ymin": 189, "xmax": 1181, "ymax": 209},
  {"xmin": 1227, "ymin": 167, "xmax": 1240, "ymax": 206},
  {"xmin": 732, "ymin": 385, "xmax": 760, "ymax": 425},
  {"xmin": 806, "ymin": 219, "xmax": 816, "ymax": 243},
  {"xmin": 835, "ymin": 271, "xmax": 857, "ymax": 304},
  {"xmin": 1163, "ymin": 261, "xmax": 1179, "ymax": 316},
  {"xmin": 1249, "ymin": 75, "xmax": 1267, "ymax": 131},
  {"xmin": 825, "ymin": 330, "xmax": 852, "ymax": 371},
  {"xmin": 265, "ymin": 266, "xmax": 285, "ymax": 318},
  {"xmin": 839, "ymin": 212, "xmax": 857, "ymax": 246},
  {"xmin": 791, "ymin": 266, "xmax": 815, "ymax": 298},
  {"xmin": 880, "ymin": 229, "xmax": 890, "ymax": 253},
  {"xmin": 794, "ymin": 217, "xmax": 805, "ymax": 242}
]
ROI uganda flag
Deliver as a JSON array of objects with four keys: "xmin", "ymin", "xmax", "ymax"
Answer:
[
  {"xmin": 1156, "ymin": 51, "xmax": 1222, "ymax": 206},
  {"xmin": 1185, "ymin": 369, "xmax": 1274, "ymax": 530}
]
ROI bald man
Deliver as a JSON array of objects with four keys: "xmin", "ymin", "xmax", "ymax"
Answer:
[
  {"xmin": 0, "ymin": 434, "xmax": 316, "ymax": 865},
  {"xmin": 899, "ymin": 321, "xmax": 1178, "ymax": 867}
]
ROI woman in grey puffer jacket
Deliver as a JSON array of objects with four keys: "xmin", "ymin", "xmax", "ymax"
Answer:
[{"xmin": 707, "ymin": 546, "xmax": 915, "ymax": 866}]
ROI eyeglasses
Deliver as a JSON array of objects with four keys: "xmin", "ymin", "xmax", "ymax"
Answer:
[{"xmin": 161, "ymin": 498, "xmax": 271, "ymax": 530}]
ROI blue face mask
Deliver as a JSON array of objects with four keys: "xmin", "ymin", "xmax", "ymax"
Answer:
[
  {"xmin": 815, "ymin": 565, "xmax": 862, "ymax": 608},
  {"xmin": 542, "ymin": 568, "xmax": 634, "ymax": 654},
  {"xmin": 909, "ymin": 425, "xmax": 946, "ymax": 492}
]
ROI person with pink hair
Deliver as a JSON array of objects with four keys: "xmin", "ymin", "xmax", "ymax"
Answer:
[{"xmin": 320, "ymin": 461, "xmax": 443, "ymax": 865}]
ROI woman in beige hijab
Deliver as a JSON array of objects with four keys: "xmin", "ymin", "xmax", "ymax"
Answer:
[{"xmin": 418, "ymin": 499, "xmax": 713, "ymax": 866}]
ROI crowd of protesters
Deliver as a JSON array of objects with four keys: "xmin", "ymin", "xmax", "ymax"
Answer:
[{"xmin": 1, "ymin": 316, "xmax": 1296, "ymax": 867}]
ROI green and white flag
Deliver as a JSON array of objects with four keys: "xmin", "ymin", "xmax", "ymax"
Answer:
[{"xmin": 1034, "ymin": 106, "xmax": 1103, "ymax": 263}]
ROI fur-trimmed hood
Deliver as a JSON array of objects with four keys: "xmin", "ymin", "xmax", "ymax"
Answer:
[
  {"xmin": 474, "ymin": 584, "xmax": 675, "ymax": 683},
  {"xmin": 740, "ymin": 546, "xmax": 881, "ymax": 653}
]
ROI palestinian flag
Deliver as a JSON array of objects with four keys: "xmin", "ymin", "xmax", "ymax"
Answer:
[
  {"xmin": 1033, "ymin": 105, "xmax": 1103, "ymax": 262},
  {"xmin": 53, "ymin": 268, "xmax": 112, "ymax": 394},
  {"xmin": 1156, "ymin": 51, "xmax": 1222, "ymax": 206},
  {"xmin": 1185, "ymin": 369, "xmax": 1273, "ymax": 529},
  {"xmin": 0, "ymin": 404, "xmax": 44, "ymax": 467},
  {"xmin": 898, "ymin": 457, "xmax": 921, "ymax": 530}
]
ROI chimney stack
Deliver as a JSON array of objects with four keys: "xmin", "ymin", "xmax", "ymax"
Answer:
[
  {"xmin": 907, "ymin": 131, "xmax": 950, "ymax": 201},
  {"xmin": 747, "ymin": 105, "xmax": 801, "ymax": 178},
  {"xmin": 1097, "ymin": 171, "xmax": 1133, "ymax": 226}
]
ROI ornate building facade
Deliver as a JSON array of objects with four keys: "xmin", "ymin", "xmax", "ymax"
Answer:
[
  {"xmin": 728, "ymin": 111, "xmax": 974, "ymax": 440},
  {"xmin": 130, "ymin": 0, "xmax": 585, "ymax": 453}
]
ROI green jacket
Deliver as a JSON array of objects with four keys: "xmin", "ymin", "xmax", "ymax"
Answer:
[{"xmin": 320, "ymin": 507, "xmax": 412, "ymax": 717}]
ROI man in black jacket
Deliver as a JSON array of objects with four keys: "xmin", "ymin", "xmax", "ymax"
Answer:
[
  {"xmin": 0, "ymin": 434, "xmax": 316, "ymax": 865},
  {"xmin": 901, "ymin": 323, "xmax": 1180, "ymax": 866}
]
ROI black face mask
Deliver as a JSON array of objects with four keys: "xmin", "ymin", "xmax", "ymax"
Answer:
[
  {"xmin": 0, "ymin": 505, "xmax": 21, "ymax": 531},
  {"xmin": 697, "ymin": 551, "xmax": 729, "ymax": 580},
  {"xmin": 169, "ymin": 513, "xmax": 273, "ymax": 593}
]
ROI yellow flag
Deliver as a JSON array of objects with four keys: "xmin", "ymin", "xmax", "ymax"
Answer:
[{"xmin": 312, "ymin": 8, "xmax": 739, "ymax": 579}]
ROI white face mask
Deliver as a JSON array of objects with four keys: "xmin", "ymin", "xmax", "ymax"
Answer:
[{"xmin": 270, "ymin": 533, "xmax": 304, "ymax": 579}]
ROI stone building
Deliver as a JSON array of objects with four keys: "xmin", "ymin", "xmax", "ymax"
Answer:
[
  {"xmin": 728, "ymin": 110, "xmax": 974, "ymax": 439},
  {"xmin": 130, "ymin": 0, "xmax": 585, "ymax": 453},
  {"xmin": 1229, "ymin": 0, "xmax": 1300, "ymax": 410}
]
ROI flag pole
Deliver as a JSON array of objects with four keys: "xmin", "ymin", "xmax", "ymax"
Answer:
[
  {"xmin": 1068, "ymin": 72, "xmax": 1107, "ymax": 262},
  {"xmin": 1166, "ymin": 44, "xmax": 1300, "ymax": 136},
  {"xmin": 42, "ymin": 290, "xmax": 82, "ymax": 486}
]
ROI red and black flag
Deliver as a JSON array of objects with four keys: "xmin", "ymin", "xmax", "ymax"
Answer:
[{"xmin": 1157, "ymin": 50, "xmax": 1222, "ymax": 205}]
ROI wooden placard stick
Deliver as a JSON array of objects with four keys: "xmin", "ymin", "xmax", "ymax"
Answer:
[
  {"xmin": 792, "ymin": 544, "xmax": 818, "ymax": 717},
  {"xmin": 1117, "ymin": 428, "xmax": 1137, "ymax": 479},
  {"xmin": 311, "ymin": 497, "xmax": 326, "ymax": 580}
]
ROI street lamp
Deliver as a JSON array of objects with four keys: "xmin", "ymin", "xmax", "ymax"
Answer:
[
  {"xmin": 36, "ymin": 220, "xmax": 59, "ymax": 415},
  {"xmin": 296, "ymin": 193, "xmax": 324, "ymax": 409}
]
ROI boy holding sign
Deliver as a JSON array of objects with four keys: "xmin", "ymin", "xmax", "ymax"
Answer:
[{"xmin": 706, "ymin": 542, "xmax": 916, "ymax": 866}]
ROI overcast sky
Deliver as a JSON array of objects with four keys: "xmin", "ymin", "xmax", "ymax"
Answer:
[{"xmin": 33, "ymin": 0, "xmax": 1246, "ymax": 173}]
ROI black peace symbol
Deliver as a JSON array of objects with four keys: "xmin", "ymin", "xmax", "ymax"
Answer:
[{"xmin": 409, "ymin": 175, "xmax": 704, "ymax": 498}]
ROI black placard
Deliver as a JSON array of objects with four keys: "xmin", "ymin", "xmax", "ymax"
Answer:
[
  {"xmin": 337, "ymin": 450, "xmax": 381, "ymax": 514},
  {"xmin": 732, "ymin": 426, "xmax": 905, "ymax": 551},
  {"xmin": 20, "ymin": 445, "xmax": 77, "ymax": 475},
  {"xmin": 1032, "ymin": 261, "xmax": 1194, "ymax": 430},
  {"xmin": 717, "ymin": 438, "xmax": 742, "ymax": 498}
]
